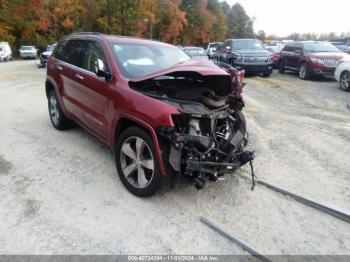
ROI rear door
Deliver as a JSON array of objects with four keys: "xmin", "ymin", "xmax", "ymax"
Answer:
[
  {"xmin": 53, "ymin": 39, "xmax": 87, "ymax": 120},
  {"xmin": 289, "ymin": 43, "xmax": 303, "ymax": 69},
  {"xmin": 282, "ymin": 44, "xmax": 295, "ymax": 68}
]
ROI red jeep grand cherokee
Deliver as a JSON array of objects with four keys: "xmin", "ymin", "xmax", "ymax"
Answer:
[
  {"xmin": 46, "ymin": 32, "xmax": 253, "ymax": 197},
  {"xmin": 279, "ymin": 41, "xmax": 349, "ymax": 80}
]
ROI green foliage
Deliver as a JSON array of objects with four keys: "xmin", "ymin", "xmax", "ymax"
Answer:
[{"xmin": 226, "ymin": 3, "xmax": 254, "ymax": 38}]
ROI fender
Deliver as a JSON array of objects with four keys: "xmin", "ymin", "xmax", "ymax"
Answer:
[
  {"xmin": 45, "ymin": 77, "xmax": 70, "ymax": 117},
  {"xmin": 113, "ymin": 114, "xmax": 167, "ymax": 176}
]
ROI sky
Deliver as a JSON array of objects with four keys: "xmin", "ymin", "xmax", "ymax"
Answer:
[{"xmin": 224, "ymin": 0, "xmax": 350, "ymax": 36}]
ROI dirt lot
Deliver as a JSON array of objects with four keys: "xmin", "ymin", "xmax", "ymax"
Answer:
[{"xmin": 0, "ymin": 60, "xmax": 350, "ymax": 255}]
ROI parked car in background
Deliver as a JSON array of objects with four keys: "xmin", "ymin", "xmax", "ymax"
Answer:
[
  {"xmin": 265, "ymin": 45, "xmax": 284, "ymax": 68},
  {"xmin": 279, "ymin": 41, "xmax": 350, "ymax": 80},
  {"xmin": 183, "ymin": 46, "xmax": 209, "ymax": 60},
  {"xmin": 206, "ymin": 42, "xmax": 221, "ymax": 59},
  {"xmin": 40, "ymin": 43, "xmax": 56, "ymax": 66},
  {"xmin": 0, "ymin": 42, "xmax": 12, "ymax": 61},
  {"xmin": 19, "ymin": 46, "xmax": 38, "ymax": 59},
  {"xmin": 330, "ymin": 42, "xmax": 350, "ymax": 54},
  {"xmin": 46, "ymin": 33, "xmax": 253, "ymax": 197},
  {"xmin": 212, "ymin": 42, "xmax": 223, "ymax": 61},
  {"xmin": 216, "ymin": 38, "xmax": 273, "ymax": 77},
  {"xmin": 335, "ymin": 59, "xmax": 350, "ymax": 92}
]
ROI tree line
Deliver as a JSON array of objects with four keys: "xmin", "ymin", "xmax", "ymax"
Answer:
[{"xmin": 0, "ymin": 0, "xmax": 255, "ymax": 51}]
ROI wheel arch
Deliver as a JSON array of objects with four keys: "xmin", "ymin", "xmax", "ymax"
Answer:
[
  {"xmin": 114, "ymin": 116, "xmax": 167, "ymax": 176},
  {"xmin": 45, "ymin": 80, "xmax": 55, "ymax": 98}
]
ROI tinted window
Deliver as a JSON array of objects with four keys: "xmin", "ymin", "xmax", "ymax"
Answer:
[
  {"xmin": 82, "ymin": 41, "xmax": 109, "ymax": 73},
  {"xmin": 283, "ymin": 44, "xmax": 294, "ymax": 52},
  {"xmin": 53, "ymin": 39, "xmax": 85, "ymax": 67}
]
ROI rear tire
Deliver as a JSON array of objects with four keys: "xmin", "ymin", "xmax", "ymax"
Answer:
[
  {"xmin": 340, "ymin": 71, "xmax": 350, "ymax": 92},
  {"xmin": 262, "ymin": 71, "xmax": 272, "ymax": 77},
  {"xmin": 48, "ymin": 90, "xmax": 73, "ymax": 130},
  {"xmin": 278, "ymin": 59, "xmax": 285, "ymax": 74},
  {"xmin": 115, "ymin": 126, "xmax": 163, "ymax": 197}
]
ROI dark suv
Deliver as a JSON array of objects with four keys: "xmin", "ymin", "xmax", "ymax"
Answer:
[
  {"xmin": 279, "ymin": 41, "xmax": 349, "ymax": 80},
  {"xmin": 216, "ymin": 39, "xmax": 273, "ymax": 77},
  {"xmin": 46, "ymin": 32, "xmax": 254, "ymax": 197}
]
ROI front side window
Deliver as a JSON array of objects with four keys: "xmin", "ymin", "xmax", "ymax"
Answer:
[
  {"xmin": 53, "ymin": 40, "xmax": 85, "ymax": 67},
  {"xmin": 83, "ymin": 41, "xmax": 109, "ymax": 73},
  {"xmin": 111, "ymin": 43, "xmax": 190, "ymax": 78}
]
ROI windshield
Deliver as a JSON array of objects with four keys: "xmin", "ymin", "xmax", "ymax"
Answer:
[
  {"xmin": 208, "ymin": 43, "xmax": 220, "ymax": 48},
  {"xmin": 184, "ymin": 48, "xmax": 206, "ymax": 56},
  {"xmin": 21, "ymin": 46, "xmax": 34, "ymax": 50},
  {"xmin": 233, "ymin": 40, "xmax": 265, "ymax": 50},
  {"xmin": 303, "ymin": 42, "xmax": 339, "ymax": 52},
  {"xmin": 47, "ymin": 44, "xmax": 56, "ymax": 51},
  {"xmin": 112, "ymin": 43, "xmax": 190, "ymax": 78}
]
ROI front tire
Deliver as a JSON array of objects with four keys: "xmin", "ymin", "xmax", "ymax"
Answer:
[
  {"xmin": 48, "ymin": 90, "xmax": 73, "ymax": 130},
  {"xmin": 299, "ymin": 63, "xmax": 310, "ymax": 80},
  {"xmin": 115, "ymin": 126, "xmax": 163, "ymax": 197},
  {"xmin": 340, "ymin": 71, "xmax": 350, "ymax": 92}
]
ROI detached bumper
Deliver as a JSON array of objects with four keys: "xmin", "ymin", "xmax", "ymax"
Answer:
[{"xmin": 185, "ymin": 151, "xmax": 254, "ymax": 174}]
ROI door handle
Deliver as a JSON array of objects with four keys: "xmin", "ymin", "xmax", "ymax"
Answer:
[
  {"xmin": 57, "ymin": 65, "xmax": 63, "ymax": 71},
  {"xmin": 75, "ymin": 74, "xmax": 84, "ymax": 80}
]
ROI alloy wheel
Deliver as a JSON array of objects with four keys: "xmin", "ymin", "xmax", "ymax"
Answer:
[
  {"xmin": 299, "ymin": 65, "xmax": 306, "ymax": 79},
  {"xmin": 120, "ymin": 136, "xmax": 154, "ymax": 189},
  {"xmin": 49, "ymin": 95, "xmax": 60, "ymax": 126},
  {"xmin": 340, "ymin": 72, "xmax": 350, "ymax": 91}
]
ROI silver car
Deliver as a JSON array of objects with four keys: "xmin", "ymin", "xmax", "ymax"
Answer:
[{"xmin": 19, "ymin": 46, "xmax": 38, "ymax": 59}]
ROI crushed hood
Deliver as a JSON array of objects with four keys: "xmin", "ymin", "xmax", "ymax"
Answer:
[
  {"xmin": 130, "ymin": 59, "xmax": 229, "ymax": 82},
  {"xmin": 129, "ymin": 59, "xmax": 232, "ymax": 97}
]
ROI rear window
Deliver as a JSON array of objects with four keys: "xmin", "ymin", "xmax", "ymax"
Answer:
[
  {"xmin": 184, "ymin": 48, "xmax": 206, "ymax": 56},
  {"xmin": 209, "ymin": 43, "xmax": 220, "ymax": 48},
  {"xmin": 21, "ymin": 46, "xmax": 34, "ymax": 50}
]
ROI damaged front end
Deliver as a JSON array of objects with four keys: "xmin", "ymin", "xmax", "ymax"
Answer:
[{"xmin": 130, "ymin": 61, "xmax": 255, "ymax": 190}]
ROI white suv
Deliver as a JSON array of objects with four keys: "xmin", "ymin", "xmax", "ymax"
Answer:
[
  {"xmin": 335, "ymin": 59, "xmax": 350, "ymax": 92},
  {"xmin": 206, "ymin": 42, "xmax": 221, "ymax": 59},
  {"xmin": 0, "ymin": 42, "xmax": 12, "ymax": 61},
  {"xmin": 19, "ymin": 46, "xmax": 38, "ymax": 59}
]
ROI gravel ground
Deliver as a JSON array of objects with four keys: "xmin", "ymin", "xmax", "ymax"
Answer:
[{"xmin": 0, "ymin": 60, "xmax": 350, "ymax": 255}]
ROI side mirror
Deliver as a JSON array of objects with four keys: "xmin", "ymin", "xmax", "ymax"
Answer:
[
  {"xmin": 226, "ymin": 46, "xmax": 231, "ymax": 50},
  {"xmin": 94, "ymin": 59, "xmax": 112, "ymax": 80}
]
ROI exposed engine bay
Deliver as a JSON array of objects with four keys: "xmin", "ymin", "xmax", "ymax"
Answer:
[{"xmin": 130, "ymin": 67, "xmax": 255, "ymax": 190}]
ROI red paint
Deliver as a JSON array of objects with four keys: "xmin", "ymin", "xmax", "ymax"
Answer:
[{"xmin": 47, "ymin": 34, "xmax": 228, "ymax": 176}]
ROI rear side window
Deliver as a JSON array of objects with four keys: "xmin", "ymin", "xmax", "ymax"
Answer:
[
  {"xmin": 82, "ymin": 41, "xmax": 109, "ymax": 73},
  {"xmin": 53, "ymin": 39, "xmax": 86, "ymax": 67},
  {"xmin": 283, "ymin": 44, "xmax": 293, "ymax": 52}
]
